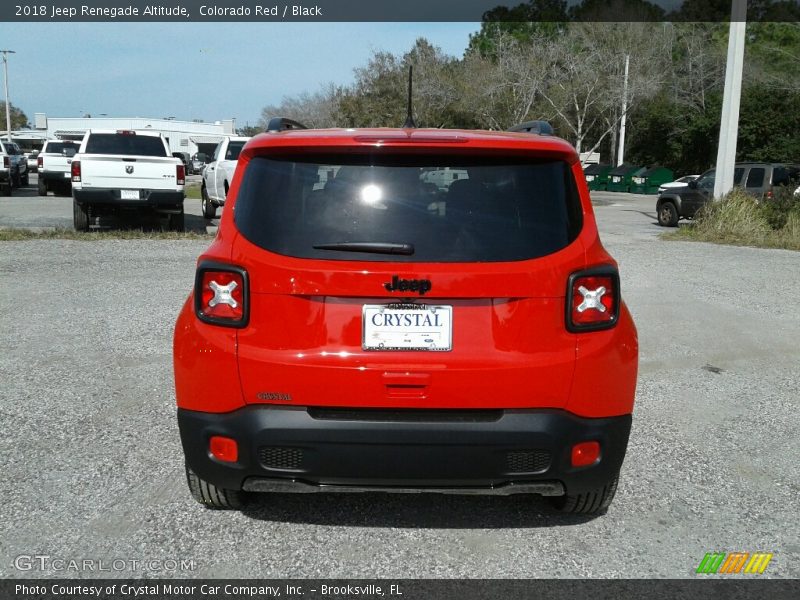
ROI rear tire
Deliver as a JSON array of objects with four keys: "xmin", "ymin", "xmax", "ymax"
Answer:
[
  {"xmin": 21, "ymin": 172, "xmax": 29, "ymax": 186},
  {"xmin": 657, "ymin": 201, "xmax": 679, "ymax": 227},
  {"xmin": 38, "ymin": 178, "xmax": 47, "ymax": 196},
  {"xmin": 73, "ymin": 199, "xmax": 90, "ymax": 232},
  {"xmin": 549, "ymin": 473, "xmax": 619, "ymax": 515},
  {"xmin": 185, "ymin": 463, "xmax": 245, "ymax": 510},
  {"xmin": 2, "ymin": 181, "xmax": 11, "ymax": 196},
  {"xmin": 201, "ymin": 186, "xmax": 216, "ymax": 219}
]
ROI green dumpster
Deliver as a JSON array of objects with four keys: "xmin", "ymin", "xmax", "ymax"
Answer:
[
  {"xmin": 584, "ymin": 163, "xmax": 613, "ymax": 191},
  {"xmin": 606, "ymin": 164, "xmax": 642, "ymax": 193},
  {"xmin": 629, "ymin": 166, "xmax": 674, "ymax": 195}
]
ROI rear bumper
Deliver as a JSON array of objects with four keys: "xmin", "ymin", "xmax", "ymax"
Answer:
[
  {"xmin": 40, "ymin": 170, "xmax": 72, "ymax": 182},
  {"xmin": 178, "ymin": 406, "xmax": 632, "ymax": 495},
  {"xmin": 73, "ymin": 187, "xmax": 184, "ymax": 206}
]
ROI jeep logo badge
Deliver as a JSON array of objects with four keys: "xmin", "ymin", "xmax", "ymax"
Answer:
[
  {"xmin": 125, "ymin": 165, "xmax": 134, "ymax": 174},
  {"xmin": 384, "ymin": 276, "xmax": 432, "ymax": 296}
]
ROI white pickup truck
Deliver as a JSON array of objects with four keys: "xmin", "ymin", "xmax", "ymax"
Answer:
[
  {"xmin": 71, "ymin": 130, "xmax": 185, "ymax": 231},
  {"xmin": 37, "ymin": 139, "xmax": 81, "ymax": 196},
  {"xmin": 200, "ymin": 136, "xmax": 250, "ymax": 218}
]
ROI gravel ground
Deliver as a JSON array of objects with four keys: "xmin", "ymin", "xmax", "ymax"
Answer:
[{"xmin": 0, "ymin": 192, "xmax": 797, "ymax": 579}]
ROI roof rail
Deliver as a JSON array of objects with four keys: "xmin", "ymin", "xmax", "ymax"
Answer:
[
  {"xmin": 508, "ymin": 120, "xmax": 554, "ymax": 135},
  {"xmin": 265, "ymin": 117, "xmax": 308, "ymax": 133}
]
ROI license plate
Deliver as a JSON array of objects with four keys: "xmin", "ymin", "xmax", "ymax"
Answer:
[
  {"xmin": 121, "ymin": 189, "xmax": 139, "ymax": 200},
  {"xmin": 362, "ymin": 304, "xmax": 452, "ymax": 351},
  {"xmin": 63, "ymin": 172, "xmax": 71, "ymax": 178}
]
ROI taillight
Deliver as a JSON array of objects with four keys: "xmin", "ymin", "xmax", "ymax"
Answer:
[
  {"xmin": 176, "ymin": 163, "xmax": 185, "ymax": 186},
  {"xmin": 71, "ymin": 160, "xmax": 81, "ymax": 182},
  {"xmin": 566, "ymin": 267, "xmax": 620, "ymax": 332},
  {"xmin": 2, "ymin": 156, "xmax": 8, "ymax": 169},
  {"xmin": 37, "ymin": 156, "xmax": 43, "ymax": 169},
  {"xmin": 194, "ymin": 263, "xmax": 249, "ymax": 327}
]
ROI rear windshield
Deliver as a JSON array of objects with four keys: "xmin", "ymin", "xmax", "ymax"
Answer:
[
  {"xmin": 83, "ymin": 134, "xmax": 167, "ymax": 157},
  {"xmin": 772, "ymin": 166, "xmax": 800, "ymax": 187},
  {"xmin": 225, "ymin": 142, "xmax": 246, "ymax": 161},
  {"xmin": 234, "ymin": 155, "xmax": 583, "ymax": 263},
  {"xmin": 44, "ymin": 141, "xmax": 80, "ymax": 155}
]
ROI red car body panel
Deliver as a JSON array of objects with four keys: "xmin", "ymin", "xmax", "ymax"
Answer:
[{"xmin": 174, "ymin": 129, "xmax": 638, "ymax": 418}]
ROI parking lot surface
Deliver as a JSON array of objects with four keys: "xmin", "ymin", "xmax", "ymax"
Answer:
[{"xmin": 0, "ymin": 179, "xmax": 798, "ymax": 578}]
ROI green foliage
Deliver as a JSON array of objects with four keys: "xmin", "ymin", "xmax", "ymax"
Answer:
[
  {"xmin": 665, "ymin": 188, "xmax": 800, "ymax": 251},
  {"xmin": 0, "ymin": 102, "xmax": 28, "ymax": 130},
  {"xmin": 759, "ymin": 185, "xmax": 800, "ymax": 230}
]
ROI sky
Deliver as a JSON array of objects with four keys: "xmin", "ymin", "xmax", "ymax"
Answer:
[{"xmin": 2, "ymin": 22, "xmax": 480, "ymax": 127}]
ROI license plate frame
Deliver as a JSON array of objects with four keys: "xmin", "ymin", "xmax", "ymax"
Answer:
[
  {"xmin": 120, "ymin": 189, "xmax": 139, "ymax": 200},
  {"xmin": 362, "ymin": 303, "xmax": 453, "ymax": 352}
]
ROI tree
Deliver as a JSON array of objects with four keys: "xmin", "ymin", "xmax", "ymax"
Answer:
[
  {"xmin": 0, "ymin": 102, "xmax": 29, "ymax": 130},
  {"xmin": 259, "ymin": 84, "xmax": 344, "ymax": 129}
]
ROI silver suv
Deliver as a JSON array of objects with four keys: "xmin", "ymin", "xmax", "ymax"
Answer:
[{"xmin": 656, "ymin": 162, "xmax": 800, "ymax": 227}]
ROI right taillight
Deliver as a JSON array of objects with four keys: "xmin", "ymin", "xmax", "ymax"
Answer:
[
  {"xmin": 194, "ymin": 262, "xmax": 249, "ymax": 327},
  {"xmin": 176, "ymin": 163, "xmax": 185, "ymax": 186},
  {"xmin": 566, "ymin": 267, "xmax": 620, "ymax": 332},
  {"xmin": 71, "ymin": 160, "xmax": 81, "ymax": 182},
  {"xmin": 2, "ymin": 156, "xmax": 8, "ymax": 169},
  {"xmin": 37, "ymin": 156, "xmax": 43, "ymax": 169}
]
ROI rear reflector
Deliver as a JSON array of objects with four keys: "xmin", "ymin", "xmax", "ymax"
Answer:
[
  {"xmin": 566, "ymin": 267, "xmax": 620, "ymax": 332},
  {"xmin": 209, "ymin": 436, "xmax": 238, "ymax": 463},
  {"xmin": 571, "ymin": 441, "xmax": 601, "ymax": 467},
  {"xmin": 71, "ymin": 160, "xmax": 81, "ymax": 183},
  {"xmin": 194, "ymin": 263, "xmax": 249, "ymax": 327}
]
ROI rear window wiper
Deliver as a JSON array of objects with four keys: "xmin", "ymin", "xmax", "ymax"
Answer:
[{"xmin": 312, "ymin": 242, "xmax": 415, "ymax": 255}]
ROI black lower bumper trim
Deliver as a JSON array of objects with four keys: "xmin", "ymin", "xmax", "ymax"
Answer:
[
  {"xmin": 242, "ymin": 478, "xmax": 565, "ymax": 496},
  {"xmin": 178, "ymin": 406, "xmax": 632, "ymax": 495},
  {"xmin": 74, "ymin": 188, "xmax": 184, "ymax": 207}
]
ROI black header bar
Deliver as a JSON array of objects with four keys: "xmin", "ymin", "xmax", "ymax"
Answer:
[{"xmin": 3, "ymin": 0, "xmax": 800, "ymax": 22}]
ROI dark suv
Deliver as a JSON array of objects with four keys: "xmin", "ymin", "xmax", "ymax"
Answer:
[{"xmin": 656, "ymin": 162, "xmax": 800, "ymax": 226}]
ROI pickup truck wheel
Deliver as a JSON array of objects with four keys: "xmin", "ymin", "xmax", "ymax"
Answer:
[
  {"xmin": 38, "ymin": 178, "xmax": 47, "ymax": 196},
  {"xmin": 201, "ymin": 186, "xmax": 216, "ymax": 219},
  {"xmin": 185, "ymin": 464, "xmax": 245, "ymax": 510},
  {"xmin": 73, "ymin": 199, "xmax": 90, "ymax": 232},
  {"xmin": 2, "ymin": 181, "xmax": 11, "ymax": 196},
  {"xmin": 21, "ymin": 172, "xmax": 29, "ymax": 186},
  {"xmin": 169, "ymin": 207, "xmax": 185, "ymax": 232},
  {"xmin": 657, "ymin": 201, "xmax": 679, "ymax": 227},
  {"xmin": 549, "ymin": 473, "xmax": 619, "ymax": 515}
]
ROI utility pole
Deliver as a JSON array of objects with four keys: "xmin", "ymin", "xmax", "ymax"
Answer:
[
  {"xmin": 617, "ymin": 54, "xmax": 630, "ymax": 167},
  {"xmin": 713, "ymin": 0, "xmax": 747, "ymax": 199},
  {"xmin": 1, "ymin": 50, "xmax": 15, "ymax": 144}
]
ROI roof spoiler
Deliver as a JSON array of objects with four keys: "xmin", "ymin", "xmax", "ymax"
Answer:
[
  {"xmin": 508, "ymin": 120, "xmax": 554, "ymax": 135},
  {"xmin": 265, "ymin": 117, "xmax": 308, "ymax": 133}
]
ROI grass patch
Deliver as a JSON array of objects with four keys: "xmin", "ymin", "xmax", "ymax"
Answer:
[
  {"xmin": 185, "ymin": 183, "xmax": 201, "ymax": 200},
  {"xmin": 0, "ymin": 227, "xmax": 211, "ymax": 241},
  {"xmin": 663, "ymin": 188, "xmax": 800, "ymax": 251}
]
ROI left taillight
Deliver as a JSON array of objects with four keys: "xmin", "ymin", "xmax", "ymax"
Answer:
[
  {"xmin": 176, "ymin": 163, "xmax": 185, "ymax": 186},
  {"xmin": 71, "ymin": 160, "xmax": 81, "ymax": 182},
  {"xmin": 566, "ymin": 266, "xmax": 620, "ymax": 332},
  {"xmin": 194, "ymin": 263, "xmax": 249, "ymax": 328},
  {"xmin": 2, "ymin": 156, "xmax": 8, "ymax": 169}
]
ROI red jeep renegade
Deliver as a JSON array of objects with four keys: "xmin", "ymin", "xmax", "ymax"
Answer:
[{"xmin": 173, "ymin": 118, "xmax": 638, "ymax": 514}]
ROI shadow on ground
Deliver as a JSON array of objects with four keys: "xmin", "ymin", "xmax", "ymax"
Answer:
[{"xmin": 240, "ymin": 491, "xmax": 599, "ymax": 529}]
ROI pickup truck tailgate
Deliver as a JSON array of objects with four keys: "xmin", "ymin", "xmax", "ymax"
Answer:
[{"xmin": 77, "ymin": 155, "xmax": 180, "ymax": 190}]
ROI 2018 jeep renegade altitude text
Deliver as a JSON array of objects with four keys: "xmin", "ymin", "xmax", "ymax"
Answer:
[{"xmin": 173, "ymin": 119, "xmax": 639, "ymax": 514}]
